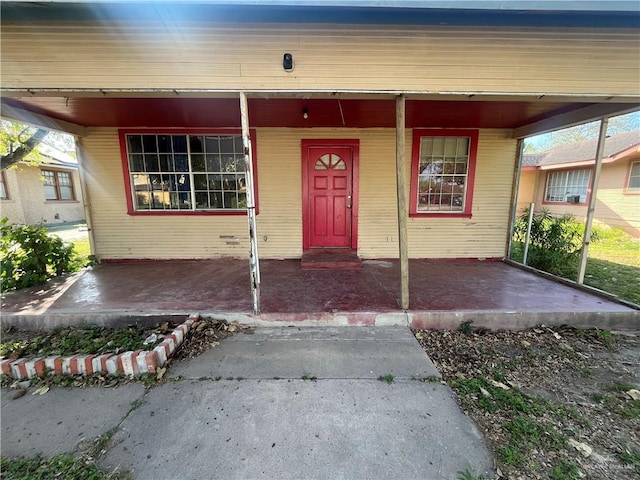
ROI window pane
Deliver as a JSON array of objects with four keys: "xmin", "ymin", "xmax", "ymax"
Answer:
[
  {"xmin": 629, "ymin": 162, "xmax": 640, "ymax": 190},
  {"xmin": 191, "ymin": 154, "xmax": 205, "ymax": 171},
  {"xmin": 44, "ymin": 185, "xmax": 57, "ymax": 200},
  {"xmin": 144, "ymin": 155, "xmax": 159, "ymax": 172},
  {"xmin": 219, "ymin": 136, "xmax": 234, "ymax": 154},
  {"xmin": 195, "ymin": 192, "xmax": 209, "ymax": 209},
  {"xmin": 417, "ymin": 136, "xmax": 470, "ymax": 212},
  {"xmin": 129, "ymin": 154, "xmax": 144, "ymax": 172},
  {"xmin": 60, "ymin": 186, "xmax": 73, "ymax": 200},
  {"xmin": 159, "ymin": 154, "xmax": 171, "ymax": 172},
  {"xmin": 58, "ymin": 172, "xmax": 71, "ymax": 186},
  {"xmin": 0, "ymin": 178, "xmax": 6, "ymax": 199},
  {"xmin": 174, "ymin": 154, "xmax": 189, "ymax": 172},
  {"xmin": 206, "ymin": 155, "xmax": 221, "ymax": 172},
  {"xmin": 157, "ymin": 135, "xmax": 172, "ymax": 153},
  {"xmin": 172, "ymin": 135, "xmax": 188, "ymax": 153},
  {"xmin": 127, "ymin": 135, "xmax": 143, "ymax": 154},
  {"xmin": 126, "ymin": 133, "xmax": 248, "ymax": 211},
  {"xmin": 42, "ymin": 171, "xmax": 56, "ymax": 185},
  {"xmin": 142, "ymin": 135, "xmax": 157, "ymax": 153},
  {"xmin": 204, "ymin": 136, "xmax": 220, "ymax": 154},
  {"xmin": 193, "ymin": 174, "xmax": 208, "ymax": 190}
]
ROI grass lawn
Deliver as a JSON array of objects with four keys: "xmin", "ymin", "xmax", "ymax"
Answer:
[
  {"xmin": 512, "ymin": 227, "xmax": 640, "ymax": 305},
  {"xmin": 584, "ymin": 229, "xmax": 640, "ymax": 304},
  {"xmin": 72, "ymin": 237, "xmax": 92, "ymax": 265},
  {"xmin": 0, "ymin": 454, "xmax": 128, "ymax": 480}
]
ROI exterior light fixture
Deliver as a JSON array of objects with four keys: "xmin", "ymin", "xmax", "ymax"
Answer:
[
  {"xmin": 303, "ymin": 108, "xmax": 309, "ymax": 119},
  {"xmin": 283, "ymin": 53, "xmax": 294, "ymax": 72}
]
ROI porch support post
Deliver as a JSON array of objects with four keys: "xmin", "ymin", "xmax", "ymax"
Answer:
[
  {"xmin": 74, "ymin": 137, "xmax": 97, "ymax": 261},
  {"xmin": 577, "ymin": 117, "xmax": 608, "ymax": 285},
  {"xmin": 395, "ymin": 94, "xmax": 409, "ymax": 310},
  {"xmin": 239, "ymin": 92, "xmax": 261, "ymax": 314},
  {"xmin": 506, "ymin": 138, "xmax": 525, "ymax": 260}
]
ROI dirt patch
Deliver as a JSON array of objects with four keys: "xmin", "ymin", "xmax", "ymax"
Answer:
[
  {"xmin": 171, "ymin": 318, "xmax": 253, "ymax": 361},
  {"xmin": 0, "ymin": 322, "xmax": 178, "ymax": 359},
  {"xmin": 414, "ymin": 325, "xmax": 640, "ymax": 480}
]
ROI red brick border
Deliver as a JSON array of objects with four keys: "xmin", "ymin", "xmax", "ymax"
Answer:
[{"xmin": 0, "ymin": 314, "xmax": 199, "ymax": 380}]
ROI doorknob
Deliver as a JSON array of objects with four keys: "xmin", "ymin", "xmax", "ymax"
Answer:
[{"xmin": 347, "ymin": 204, "xmax": 352, "ymax": 209}]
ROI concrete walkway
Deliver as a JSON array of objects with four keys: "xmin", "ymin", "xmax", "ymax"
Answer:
[{"xmin": 1, "ymin": 327, "xmax": 494, "ymax": 480}]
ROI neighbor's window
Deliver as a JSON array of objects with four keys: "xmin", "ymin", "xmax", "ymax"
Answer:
[
  {"xmin": 124, "ymin": 133, "xmax": 254, "ymax": 212},
  {"xmin": 42, "ymin": 169, "xmax": 75, "ymax": 201},
  {"xmin": 627, "ymin": 162, "xmax": 640, "ymax": 192},
  {"xmin": 0, "ymin": 172, "xmax": 7, "ymax": 200},
  {"xmin": 544, "ymin": 169, "xmax": 590, "ymax": 203},
  {"xmin": 410, "ymin": 129, "xmax": 478, "ymax": 217}
]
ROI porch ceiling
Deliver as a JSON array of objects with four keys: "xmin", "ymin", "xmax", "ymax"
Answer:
[
  {"xmin": 2, "ymin": 95, "xmax": 638, "ymax": 134},
  {"xmin": 0, "ymin": 95, "xmax": 623, "ymax": 130}
]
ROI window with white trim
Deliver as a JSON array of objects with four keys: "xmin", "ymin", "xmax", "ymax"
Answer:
[
  {"xmin": 124, "ymin": 133, "xmax": 250, "ymax": 212},
  {"xmin": 0, "ymin": 172, "xmax": 7, "ymax": 200},
  {"xmin": 628, "ymin": 161, "xmax": 640, "ymax": 192},
  {"xmin": 410, "ymin": 129, "xmax": 478, "ymax": 216},
  {"xmin": 544, "ymin": 169, "xmax": 590, "ymax": 203},
  {"xmin": 42, "ymin": 169, "xmax": 75, "ymax": 201}
]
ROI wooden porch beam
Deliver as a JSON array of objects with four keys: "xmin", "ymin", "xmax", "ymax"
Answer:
[
  {"xmin": 577, "ymin": 117, "xmax": 609, "ymax": 285},
  {"xmin": 512, "ymin": 104, "xmax": 638, "ymax": 139},
  {"xmin": 396, "ymin": 94, "xmax": 409, "ymax": 310},
  {"xmin": 0, "ymin": 103, "xmax": 87, "ymax": 137}
]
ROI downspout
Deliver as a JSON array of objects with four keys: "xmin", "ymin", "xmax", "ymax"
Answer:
[
  {"xmin": 577, "ymin": 117, "xmax": 608, "ymax": 284},
  {"xmin": 505, "ymin": 138, "xmax": 525, "ymax": 260},
  {"xmin": 74, "ymin": 136, "xmax": 97, "ymax": 262}
]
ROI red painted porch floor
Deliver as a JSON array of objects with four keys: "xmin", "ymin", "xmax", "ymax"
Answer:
[{"xmin": 1, "ymin": 259, "xmax": 637, "ymax": 329}]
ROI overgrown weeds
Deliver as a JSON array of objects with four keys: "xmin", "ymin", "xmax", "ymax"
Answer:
[
  {"xmin": 511, "ymin": 208, "xmax": 592, "ymax": 276},
  {"xmin": 0, "ymin": 454, "xmax": 129, "ymax": 480}
]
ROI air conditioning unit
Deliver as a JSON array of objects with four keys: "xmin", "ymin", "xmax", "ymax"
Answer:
[{"xmin": 566, "ymin": 194, "xmax": 581, "ymax": 204}]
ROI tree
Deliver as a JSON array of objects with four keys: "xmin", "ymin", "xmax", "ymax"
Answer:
[
  {"xmin": 524, "ymin": 111, "xmax": 640, "ymax": 153},
  {"xmin": 1, "ymin": 119, "xmax": 50, "ymax": 170}
]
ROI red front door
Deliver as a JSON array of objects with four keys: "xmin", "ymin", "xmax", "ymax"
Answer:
[{"xmin": 303, "ymin": 144, "xmax": 355, "ymax": 249}]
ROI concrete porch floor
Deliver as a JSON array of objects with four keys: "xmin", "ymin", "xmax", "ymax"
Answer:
[{"xmin": 1, "ymin": 259, "xmax": 637, "ymax": 330}]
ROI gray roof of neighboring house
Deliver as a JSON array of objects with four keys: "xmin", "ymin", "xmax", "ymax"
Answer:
[{"xmin": 523, "ymin": 130, "xmax": 640, "ymax": 168}]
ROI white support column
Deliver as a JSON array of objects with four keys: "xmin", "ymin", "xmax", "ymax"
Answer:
[
  {"xmin": 577, "ymin": 117, "xmax": 609, "ymax": 285},
  {"xmin": 396, "ymin": 94, "xmax": 409, "ymax": 310},
  {"xmin": 74, "ymin": 137, "xmax": 97, "ymax": 261},
  {"xmin": 239, "ymin": 92, "xmax": 261, "ymax": 314}
]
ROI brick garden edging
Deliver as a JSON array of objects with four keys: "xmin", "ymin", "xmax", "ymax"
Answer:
[{"xmin": 1, "ymin": 314, "xmax": 199, "ymax": 380}]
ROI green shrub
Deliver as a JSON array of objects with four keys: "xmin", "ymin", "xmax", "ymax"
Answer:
[
  {"xmin": 0, "ymin": 217, "xmax": 82, "ymax": 291},
  {"xmin": 511, "ymin": 208, "xmax": 597, "ymax": 277}
]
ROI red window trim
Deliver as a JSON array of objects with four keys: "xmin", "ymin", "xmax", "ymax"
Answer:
[
  {"xmin": 541, "ymin": 167, "xmax": 592, "ymax": 206},
  {"xmin": 119, "ymin": 128, "xmax": 259, "ymax": 216},
  {"xmin": 624, "ymin": 160, "xmax": 640, "ymax": 195},
  {"xmin": 409, "ymin": 129, "xmax": 478, "ymax": 218}
]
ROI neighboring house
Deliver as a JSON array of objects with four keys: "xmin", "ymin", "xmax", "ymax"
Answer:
[
  {"xmin": 0, "ymin": 145, "xmax": 85, "ymax": 226},
  {"xmin": 519, "ymin": 131, "xmax": 640, "ymax": 237},
  {"xmin": 0, "ymin": 1, "xmax": 638, "ymax": 262}
]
